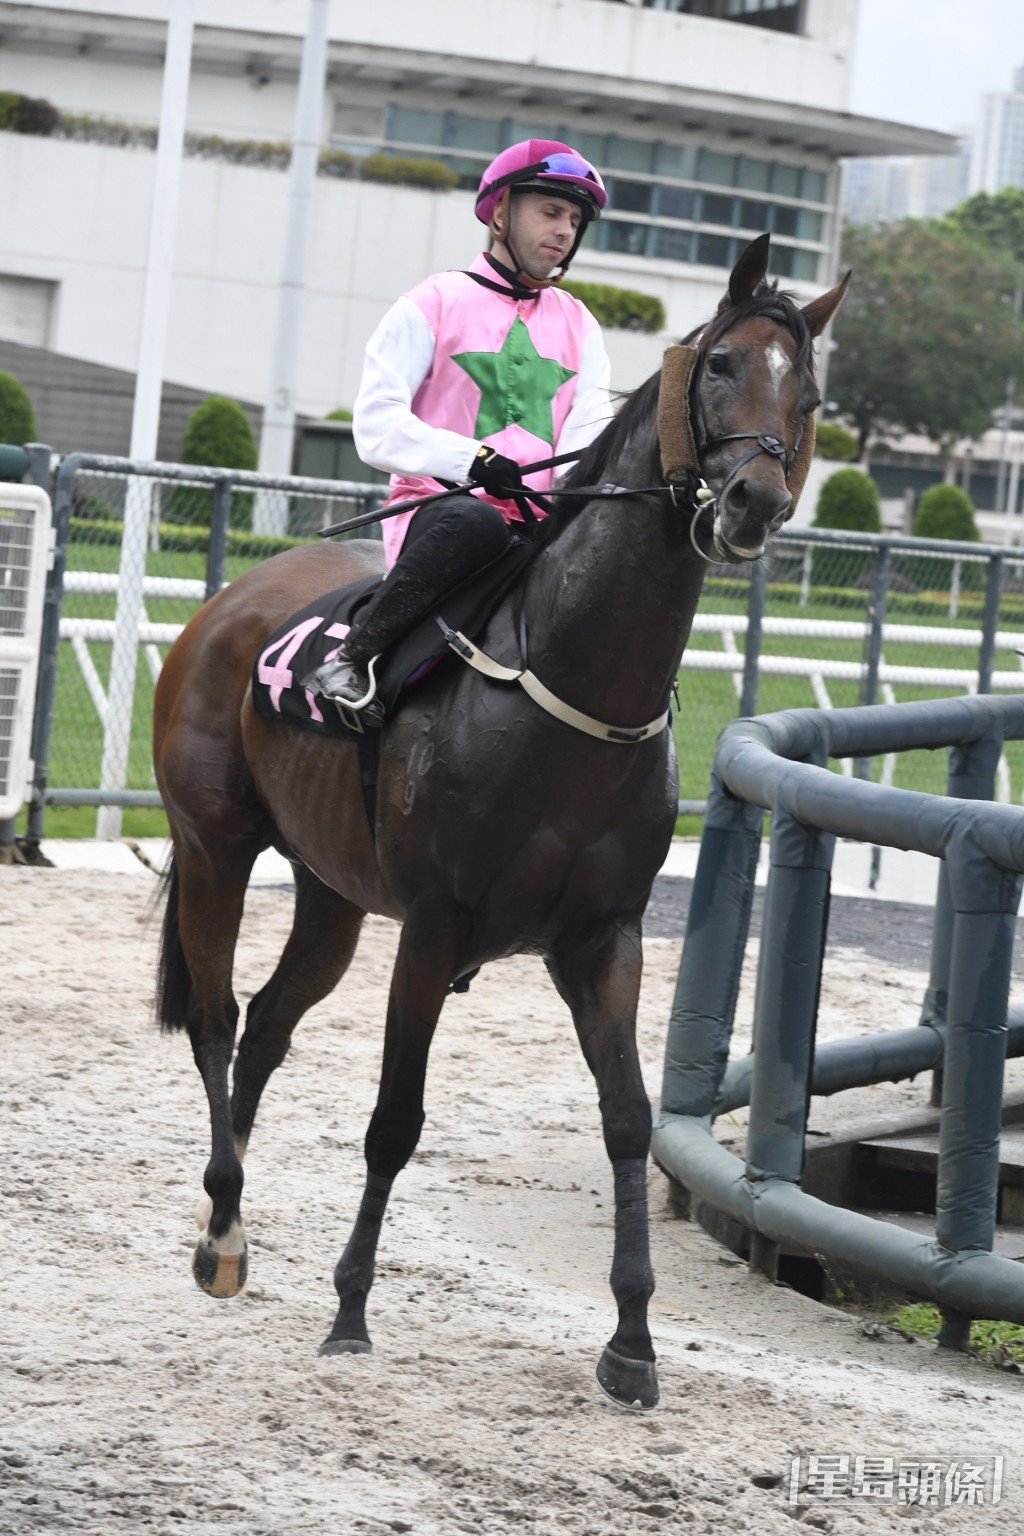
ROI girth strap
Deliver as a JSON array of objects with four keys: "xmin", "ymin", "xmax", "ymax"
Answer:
[{"xmin": 436, "ymin": 620, "xmax": 671, "ymax": 745}]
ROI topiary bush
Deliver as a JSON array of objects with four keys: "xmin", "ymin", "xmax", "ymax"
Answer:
[
  {"xmin": 906, "ymin": 484, "xmax": 981, "ymax": 592},
  {"xmin": 169, "ymin": 395, "xmax": 258, "ymax": 529},
  {"xmin": 912, "ymin": 483, "xmax": 979, "ymax": 542},
  {"xmin": 813, "ymin": 467, "xmax": 882, "ymax": 533},
  {"xmin": 0, "ymin": 371, "xmax": 37, "ymax": 444},
  {"xmin": 323, "ymin": 407, "xmax": 353, "ymax": 422},
  {"xmin": 561, "ymin": 280, "xmax": 666, "ymax": 333},
  {"xmin": 814, "ymin": 422, "xmax": 858, "ymax": 461}
]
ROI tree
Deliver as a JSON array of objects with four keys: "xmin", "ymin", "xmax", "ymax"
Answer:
[
  {"xmin": 0, "ymin": 370, "xmax": 36, "ymax": 444},
  {"xmin": 827, "ymin": 221, "xmax": 1022, "ymax": 456},
  {"xmin": 943, "ymin": 187, "xmax": 1024, "ymax": 267}
]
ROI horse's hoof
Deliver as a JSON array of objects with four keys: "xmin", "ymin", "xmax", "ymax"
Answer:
[
  {"xmin": 596, "ymin": 1344, "xmax": 659, "ymax": 1410},
  {"xmin": 192, "ymin": 1240, "xmax": 248, "ymax": 1298},
  {"xmin": 318, "ymin": 1336, "xmax": 373, "ymax": 1357}
]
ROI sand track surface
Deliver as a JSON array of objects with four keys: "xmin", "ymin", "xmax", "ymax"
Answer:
[{"xmin": 1, "ymin": 868, "xmax": 1020, "ymax": 1535}]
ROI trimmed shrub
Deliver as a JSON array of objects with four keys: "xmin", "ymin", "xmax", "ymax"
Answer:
[
  {"xmin": 181, "ymin": 395, "xmax": 257, "ymax": 470},
  {"xmin": 359, "ymin": 152, "xmax": 458, "ymax": 190},
  {"xmin": 319, "ymin": 148, "xmax": 357, "ymax": 179},
  {"xmin": 323, "ymin": 408, "xmax": 353, "ymax": 422},
  {"xmin": 0, "ymin": 91, "xmax": 59, "ymax": 135},
  {"xmin": 562, "ymin": 279, "xmax": 665, "ymax": 332},
  {"xmin": 912, "ymin": 483, "xmax": 979, "ymax": 542},
  {"xmin": 0, "ymin": 371, "xmax": 37, "ymax": 444},
  {"xmin": 814, "ymin": 422, "xmax": 858, "ymax": 461},
  {"xmin": 170, "ymin": 396, "xmax": 258, "ymax": 529},
  {"xmin": 813, "ymin": 467, "xmax": 882, "ymax": 533}
]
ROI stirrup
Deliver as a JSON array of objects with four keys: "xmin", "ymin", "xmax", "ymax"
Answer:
[{"xmin": 329, "ymin": 655, "xmax": 385, "ymax": 733}]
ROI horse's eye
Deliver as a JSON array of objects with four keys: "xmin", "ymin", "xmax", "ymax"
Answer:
[{"xmin": 707, "ymin": 353, "xmax": 730, "ymax": 377}]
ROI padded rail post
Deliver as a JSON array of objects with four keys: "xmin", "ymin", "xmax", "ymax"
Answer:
[
  {"xmin": 744, "ymin": 792, "xmax": 834, "ymax": 1278},
  {"xmin": 661, "ymin": 768, "xmax": 763, "ymax": 1128},
  {"xmin": 923, "ymin": 719, "xmax": 1004, "ymax": 1106},
  {"xmin": 935, "ymin": 818, "xmax": 1023, "ymax": 1349}
]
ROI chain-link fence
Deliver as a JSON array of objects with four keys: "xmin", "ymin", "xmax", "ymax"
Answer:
[{"xmin": 26, "ymin": 456, "xmax": 1024, "ymax": 838}]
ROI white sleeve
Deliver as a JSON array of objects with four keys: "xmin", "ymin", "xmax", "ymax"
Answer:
[
  {"xmin": 352, "ymin": 295, "xmax": 481, "ymax": 483},
  {"xmin": 555, "ymin": 318, "xmax": 613, "ymax": 461}
]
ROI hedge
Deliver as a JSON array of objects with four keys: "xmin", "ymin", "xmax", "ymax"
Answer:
[
  {"xmin": 70, "ymin": 516, "xmax": 308, "ymax": 561},
  {"xmin": 561, "ymin": 280, "xmax": 666, "ymax": 333},
  {"xmin": 814, "ymin": 422, "xmax": 858, "ymax": 461},
  {"xmin": 2, "ymin": 94, "xmax": 458, "ymax": 193}
]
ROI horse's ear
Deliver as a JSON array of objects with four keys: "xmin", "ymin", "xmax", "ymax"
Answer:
[
  {"xmin": 720, "ymin": 233, "xmax": 771, "ymax": 311},
  {"xmin": 802, "ymin": 269, "xmax": 851, "ymax": 338}
]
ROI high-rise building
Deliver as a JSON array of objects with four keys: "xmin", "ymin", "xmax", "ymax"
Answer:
[{"xmin": 972, "ymin": 65, "xmax": 1024, "ymax": 193}]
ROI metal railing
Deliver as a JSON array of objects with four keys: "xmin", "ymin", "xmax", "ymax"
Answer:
[
  {"xmin": 653, "ymin": 693, "xmax": 1024, "ymax": 1348},
  {"xmin": 24, "ymin": 455, "xmax": 1024, "ymax": 837}
]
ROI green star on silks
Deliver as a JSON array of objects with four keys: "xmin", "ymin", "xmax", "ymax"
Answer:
[{"xmin": 452, "ymin": 316, "xmax": 576, "ymax": 446}]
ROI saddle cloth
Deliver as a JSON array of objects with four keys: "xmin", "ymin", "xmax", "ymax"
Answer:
[{"xmin": 251, "ymin": 536, "xmax": 536, "ymax": 743}]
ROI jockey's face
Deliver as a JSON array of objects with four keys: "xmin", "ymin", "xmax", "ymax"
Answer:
[{"xmin": 496, "ymin": 191, "xmax": 583, "ymax": 280}]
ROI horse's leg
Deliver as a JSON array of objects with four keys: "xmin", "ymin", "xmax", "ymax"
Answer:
[
  {"xmin": 174, "ymin": 841, "xmax": 258, "ymax": 1299},
  {"xmin": 320, "ymin": 916, "xmax": 454, "ymax": 1356},
  {"xmin": 230, "ymin": 862, "xmax": 366, "ymax": 1152},
  {"xmin": 548, "ymin": 928, "xmax": 659, "ymax": 1410}
]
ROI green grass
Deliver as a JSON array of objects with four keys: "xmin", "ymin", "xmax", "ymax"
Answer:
[
  {"xmin": 40, "ymin": 536, "xmax": 1024, "ymax": 837},
  {"xmin": 885, "ymin": 1302, "xmax": 1024, "ymax": 1368}
]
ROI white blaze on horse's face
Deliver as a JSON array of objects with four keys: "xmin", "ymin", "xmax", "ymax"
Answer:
[{"xmin": 765, "ymin": 340, "xmax": 792, "ymax": 400}]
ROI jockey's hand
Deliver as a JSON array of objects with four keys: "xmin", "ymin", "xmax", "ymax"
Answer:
[{"xmin": 469, "ymin": 445, "xmax": 525, "ymax": 497}]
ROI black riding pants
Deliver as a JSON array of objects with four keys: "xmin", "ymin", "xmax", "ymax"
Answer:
[{"xmin": 344, "ymin": 493, "xmax": 513, "ymax": 664}]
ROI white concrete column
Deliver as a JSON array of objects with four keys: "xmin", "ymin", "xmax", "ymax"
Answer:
[
  {"xmin": 98, "ymin": 2, "xmax": 193, "ymax": 840},
  {"xmin": 255, "ymin": 0, "xmax": 332, "ymax": 535}
]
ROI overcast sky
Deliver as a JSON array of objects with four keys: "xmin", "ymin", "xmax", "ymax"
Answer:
[{"xmin": 849, "ymin": 0, "xmax": 1023, "ymax": 135}]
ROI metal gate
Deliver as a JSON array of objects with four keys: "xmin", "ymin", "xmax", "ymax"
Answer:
[{"xmin": 0, "ymin": 480, "xmax": 52, "ymax": 821}]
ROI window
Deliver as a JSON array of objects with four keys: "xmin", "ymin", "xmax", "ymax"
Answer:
[
  {"xmin": 656, "ymin": 143, "xmax": 697, "ymax": 180},
  {"xmin": 700, "ymin": 191, "xmax": 736, "ymax": 226},
  {"xmin": 738, "ymin": 197, "xmax": 769, "ymax": 231},
  {"xmin": 608, "ymin": 136, "xmax": 656, "ymax": 173},
  {"xmin": 772, "ymin": 203, "xmax": 799, "ymax": 237},
  {"xmin": 736, "ymin": 156, "xmax": 771, "ymax": 192},
  {"xmin": 601, "ymin": 221, "xmax": 653, "ymax": 256},
  {"xmin": 796, "ymin": 208, "xmax": 823, "ymax": 241},
  {"xmin": 386, "ymin": 106, "xmax": 444, "ymax": 146},
  {"xmin": 695, "ymin": 232, "xmax": 734, "ymax": 267},
  {"xmin": 771, "ymin": 162, "xmax": 801, "ymax": 197},
  {"xmin": 790, "ymin": 249, "xmax": 820, "ymax": 281},
  {"xmin": 608, "ymin": 178, "xmax": 655, "ymax": 215},
  {"xmin": 698, "ymin": 149, "xmax": 736, "ymax": 186},
  {"xmin": 657, "ymin": 185, "xmax": 697, "ymax": 221},
  {"xmin": 801, "ymin": 168, "xmax": 826, "ymax": 203},
  {"xmin": 445, "ymin": 114, "xmax": 503, "ymax": 154},
  {"xmin": 653, "ymin": 228, "xmax": 694, "ymax": 261}
]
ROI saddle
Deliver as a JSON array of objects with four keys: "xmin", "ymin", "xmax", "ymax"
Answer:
[{"xmin": 251, "ymin": 535, "xmax": 536, "ymax": 745}]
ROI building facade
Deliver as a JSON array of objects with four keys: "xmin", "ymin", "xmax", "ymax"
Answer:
[
  {"xmin": 0, "ymin": 0, "xmax": 951, "ymax": 455},
  {"xmin": 972, "ymin": 66, "xmax": 1024, "ymax": 194}
]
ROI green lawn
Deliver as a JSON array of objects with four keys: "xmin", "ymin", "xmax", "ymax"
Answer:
[{"xmin": 37, "ymin": 536, "xmax": 1024, "ymax": 838}]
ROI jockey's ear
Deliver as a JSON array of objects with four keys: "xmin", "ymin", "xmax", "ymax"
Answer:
[
  {"xmin": 801, "ymin": 270, "xmax": 852, "ymax": 338},
  {"xmin": 720, "ymin": 233, "xmax": 771, "ymax": 311}
]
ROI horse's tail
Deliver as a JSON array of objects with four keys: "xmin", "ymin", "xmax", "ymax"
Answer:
[{"xmin": 155, "ymin": 853, "xmax": 193, "ymax": 1033}]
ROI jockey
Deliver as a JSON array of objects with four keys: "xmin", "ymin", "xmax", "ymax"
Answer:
[{"xmin": 311, "ymin": 138, "xmax": 613, "ymax": 725}]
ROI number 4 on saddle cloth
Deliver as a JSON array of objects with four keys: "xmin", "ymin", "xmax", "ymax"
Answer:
[{"xmin": 252, "ymin": 535, "xmax": 537, "ymax": 745}]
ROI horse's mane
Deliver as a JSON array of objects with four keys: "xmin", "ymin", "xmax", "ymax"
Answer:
[{"xmin": 538, "ymin": 280, "xmax": 811, "ymax": 547}]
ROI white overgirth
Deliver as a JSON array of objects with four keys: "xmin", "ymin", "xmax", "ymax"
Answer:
[{"xmin": 438, "ymin": 624, "xmax": 671, "ymax": 746}]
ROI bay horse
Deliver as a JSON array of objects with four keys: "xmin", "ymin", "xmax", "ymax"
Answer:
[{"xmin": 153, "ymin": 235, "xmax": 846, "ymax": 1409}]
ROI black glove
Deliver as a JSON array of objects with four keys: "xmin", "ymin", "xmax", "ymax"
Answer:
[{"xmin": 468, "ymin": 445, "xmax": 525, "ymax": 497}]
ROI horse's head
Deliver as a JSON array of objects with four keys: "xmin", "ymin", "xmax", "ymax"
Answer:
[{"xmin": 689, "ymin": 233, "xmax": 848, "ymax": 562}]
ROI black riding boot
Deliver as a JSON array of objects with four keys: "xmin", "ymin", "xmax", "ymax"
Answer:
[{"xmin": 312, "ymin": 494, "xmax": 512, "ymax": 724}]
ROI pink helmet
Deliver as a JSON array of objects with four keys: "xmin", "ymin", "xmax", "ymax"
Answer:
[{"xmin": 475, "ymin": 140, "xmax": 607, "ymax": 227}]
